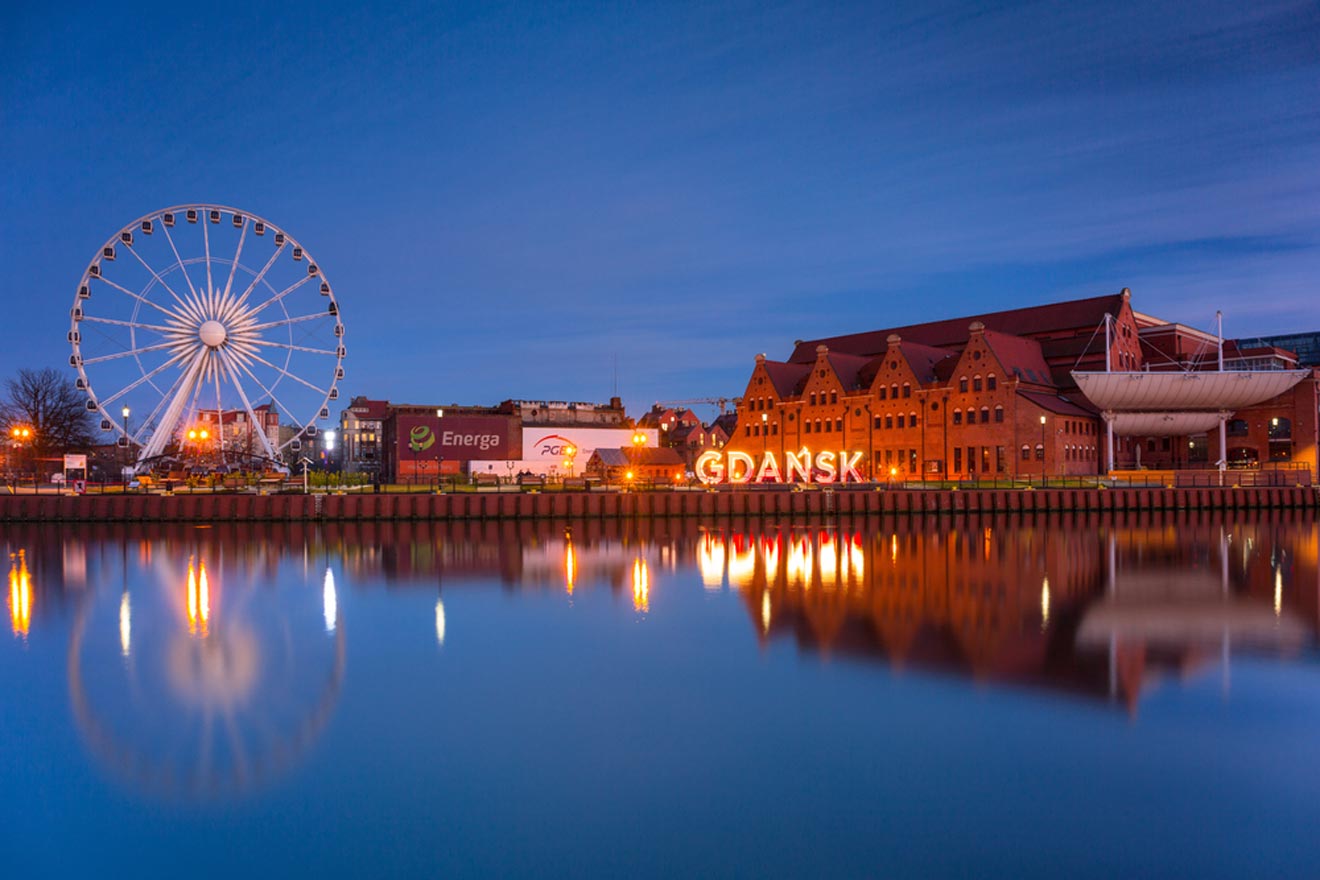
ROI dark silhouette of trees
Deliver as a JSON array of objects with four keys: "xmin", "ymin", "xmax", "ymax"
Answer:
[{"xmin": 1, "ymin": 367, "xmax": 95, "ymax": 464}]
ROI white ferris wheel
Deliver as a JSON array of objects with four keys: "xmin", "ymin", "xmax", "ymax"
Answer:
[{"xmin": 69, "ymin": 205, "xmax": 344, "ymax": 473}]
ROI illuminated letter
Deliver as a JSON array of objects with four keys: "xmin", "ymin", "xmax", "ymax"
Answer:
[
  {"xmin": 785, "ymin": 448, "xmax": 811, "ymax": 483},
  {"xmin": 755, "ymin": 452, "xmax": 782, "ymax": 483},
  {"xmin": 839, "ymin": 451, "xmax": 864, "ymax": 483},
  {"xmin": 815, "ymin": 450, "xmax": 837, "ymax": 483},
  {"xmin": 727, "ymin": 451, "xmax": 755, "ymax": 484},
  {"xmin": 695, "ymin": 451, "xmax": 724, "ymax": 485}
]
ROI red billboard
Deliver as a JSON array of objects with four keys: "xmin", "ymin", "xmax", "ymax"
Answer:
[{"xmin": 393, "ymin": 414, "xmax": 517, "ymax": 464}]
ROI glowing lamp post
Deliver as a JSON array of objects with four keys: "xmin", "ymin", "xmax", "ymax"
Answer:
[
  {"xmin": 9, "ymin": 426, "xmax": 32, "ymax": 478},
  {"xmin": 121, "ymin": 406, "xmax": 131, "ymax": 481},
  {"xmin": 630, "ymin": 430, "xmax": 646, "ymax": 489},
  {"xmin": 1039, "ymin": 414, "xmax": 1047, "ymax": 486}
]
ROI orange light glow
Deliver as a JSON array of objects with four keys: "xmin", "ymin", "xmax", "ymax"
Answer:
[
  {"xmin": 9, "ymin": 551, "xmax": 32, "ymax": 637},
  {"xmin": 186, "ymin": 558, "xmax": 211, "ymax": 637},
  {"xmin": 632, "ymin": 558, "xmax": 650, "ymax": 612},
  {"xmin": 698, "ymin": 534, "xmax": 725, "ymax": 589},
  {"xmin": 625, "ymin": 470, "xmax": 634, "ymax": 481},
  {"xmin": 564, "ymin": 541, "xmax": 577, "ymax": 595}
]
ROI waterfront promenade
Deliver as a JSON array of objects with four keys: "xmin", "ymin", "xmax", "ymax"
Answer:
[{"xmin": 1, "ymin": 485, "xmax": 1315, "ymax": 522}]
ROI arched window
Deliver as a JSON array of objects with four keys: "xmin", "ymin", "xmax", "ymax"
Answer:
[
  {"xmin": 966, "ymin": 409, "xmax": 976, "ymax": 425},
  {"xmin": 878, "ymin": 386, "xmax": 887, "ymax": 401},
  {"xmin": 980, "ymin": 407, "xmax": 990, "ymax": 423},
  {"xmin": 902, "ymin": 382, "xmax": 911, "ymax": 398},
  {"xmin": 890, "ymin": 384, "xmax": 899, "ymax": 399},
  {"xmin": 973, "ymin": 375, "xmax": 982, "ymax": 392},
  {"xmin": 994, "ymin": 406, "xmax": 1004, "ymax": 423},
  {"xmin": 1021, "ymin": 445, "xmax": 1030, "ymax": 461},
  {"xmin": 959, "ymin": 376, "xmax": 968, "ymax": 393},
  {"xmin": 817, "ymin": 418, "xmax": 825, "ymax": 433},
  {"xmin": 805, "ymin": 420, "xmax": 813, "ymax": 434},
  {"xmin": 953, "ymin": 409, "xmax": 963, "ymax": 426},
  {"xmin": 885, "ymin": 415, "xmax": 894, "ymax": 429},
  {"xmin": 809, "ymin": 392, "xmax": 816, "ymax": 406},
  {"xmin": 909, "ymin": 411, "xmax": 918, "ymax": 427},
  {"xmin": 830, "ymin": 390, "xmax": 838, "ymax": 405},
  {"xmin": 896, "ymin": 414, "xmax": 905, "ymax": 429},
  {"xmin": 1035, "ymin": 444, "xmax": 1044, "ymax": 461},
  {"xmin": 987, "ymin": 374, "xmax": 997, "ymax": 391}
]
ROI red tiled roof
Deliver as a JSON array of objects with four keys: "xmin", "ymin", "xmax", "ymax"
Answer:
[
  {"xmin": 981, "ymin": 330, "xmax": 1054, "ymax": 387},
  {"xmin": 788, "ymin": 292, "xmax": 1129, "ymax": 363},
  {"xmin": 761, "ymin": 361, "xmax": 812, "ymax": 398},
  {"xmin": 824, "ymin": 352, "xmax": 875, "ymax": 391}
]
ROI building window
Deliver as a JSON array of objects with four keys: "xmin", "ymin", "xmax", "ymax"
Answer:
[
  {"xmin": 953, "ymin": 409, "xmax": 962, "ymax": 426},
  {"xmin": 830, "ymin": 390, "xmax": 838, "ymax": 404},
  {"xmin": 987, "ymin": 374, "xmax": 997, "ymax": 390},
  {"xmin": 1021, "ymin": 445, "xmax": 1030, "ymax": 461},
  {"xmin": 805, "ymin": 421, "xmax": 813, "ymax": 434},
  {"xmin": 1035, "ymin": 444, "xmax": 1044, "ymax": 461},
  {"xmin": 902, "ymin": 383, "xmax": 911, "ymax": 398},
  {"xmin": 973, "ymin": 375, "xmax": 982, "ymax": 392},
  {"xmin": 1227, "ymin": 419, "xmax": 1249, "ymax": 437},
  {"xmin": 816, "ymin": 419, "xmax": 823, "ymax": 433},
  {"xmin": 959, "ymin": 376, "xmax": 968, "ymax": 393},
  {"xmin": 967, "ymin": 446, "xmax": 976, "ymax": 474},
  {"xmin": 835, "ymin": 418, "xmax": 843, "ymax": 432},
  {"xmin": 980, "ymin": 446, "xmax": 990, "ymax": 472},
  {"xmin": 873, "ymin": 415, "xmax": 881, "ymax": 430},
  {"xmin": 980, "ymin": 407, "xmax": 990, "ymax": 423},
  {"xmin": 1270, "ymin": 417, "xmax": 1292, "ymax": 440},
  {"xmin": 954, "ymin": 447, "xmax": 962, "ymax": 471},
  {"xmin": 890, "ymin": 384, "xmax": 899, "ymax": 399},
  {"xmin": 885, "ymin": 415, "xmax": 894, "ymax": 429},
  {"xmin": 896, "ymin": 414, "xmax": 905, "ymax": 429},
  {"xmin": 878, "ymin": 387, "xmax": 887, "ymax": 401},
  {"xmin": 771, "ymin": 423, "xmax": 778, "ymax": 436},
  {"xmin": 809, "ymin": 392, "xmax": 817, "ymax": 406},
  {"xmin": 966, "ymin": 409, "xmax": 976, "ymax": 425},
  {"xmin": 994, "ymin": 406, "xmax": 1004, "ymax": 423},
  {"xmin": 824, "ymin": 420, "xmax": 832, "ymax": 433},
  {"xmin": 910, "ymin": 412, "xmax": 918, "ymax": 427},
  {"xmin": 996, "ymin": 446, "xmax": 1006, "ymax": 472}
]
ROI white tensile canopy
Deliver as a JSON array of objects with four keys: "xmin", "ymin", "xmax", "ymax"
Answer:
[
  {"xmin": 1106, "ymin": 411, "xmax": 1227, "ymax": 436},
  {"xmin": 1072, "ymin": 370, "xmax": 1310, "ymax": 413}
]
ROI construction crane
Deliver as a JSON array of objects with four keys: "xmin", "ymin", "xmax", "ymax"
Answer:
[{"xmin": 654, "ymin": 397, "xmax": 739, "ymax": 415}]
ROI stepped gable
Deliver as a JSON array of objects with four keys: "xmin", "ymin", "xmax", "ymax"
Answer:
[
  {"xmin": 761, "ymin": 360, "xmax": 813, "ymax": 398},
  {"xmin": 823, "ymin": 351, "xmax": 876, "ymax": 391},
  {"xmin": 787, "ymin": 291, "xmax": 1129, "ymax": 363}
]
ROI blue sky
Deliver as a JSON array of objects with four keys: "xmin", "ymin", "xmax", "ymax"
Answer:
[{"xmin": 2, "ymin": 0, "xmax": 1318, "ymax": 418}]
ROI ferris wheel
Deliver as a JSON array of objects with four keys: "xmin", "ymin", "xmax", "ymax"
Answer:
[{"xmin": 69, "ymin": 205, "xmax": 344, "ymax": 472}]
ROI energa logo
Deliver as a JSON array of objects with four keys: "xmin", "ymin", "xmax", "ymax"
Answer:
[{"xmin": 409, "ymin": 425, "xmax": 436, "ymax": 452}]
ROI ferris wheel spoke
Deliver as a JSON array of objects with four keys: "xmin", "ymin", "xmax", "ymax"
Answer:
[
  {"xmin": 218, "ymin": 220, "xmax": 248, "ymax": 315},
  {"xmin": 94, "ymin": 276, "xmax": 185, "ymax": 321},
  {"xmin": 202, "ymin": 216, "xmax": 215, "ymax": 313},
  {"xmin": 243, "ymin": 312, "xmax": 330, "ymax": 334},
  {"xmin": 223, "ymin": 351, "xmax": 299, "ymax": 440},
  {"xmin": 124, "ymin": 243, "xmax": 203, "ymax": 322},
  {"xmin": 233, "ymin": 347, "xmax": 328, "ymax": 396},
  {"xmin": 160, "ymin": 220, "xmax": 202, "ymax": 304},
  {"xmin": 246, "ymin": 340, "xmax": 339, "ymax": 356},
  {"xmin": 82, "ymin": 341, "xmax": 185, "ymax": 366},
  {"xmin": 217, "ymin": 350, "xmax": 280, "ymax": 463},
  {"xmin": 212, "ymin": 359, "xmax": 227, "ymax": 466},
  {"xmin": 81, "ymin": 315, "xmax": 182, "ymax": 334},
  {"xmin": 241, "ymin": 274, "xmax": 313, "ymax": 321},
  {"xmin": 227, "ymin": 244, "xmax": 285, "ymax": 315},
  {"xmin": 98, "ymin": 353, "xmax": 188, "ymax": 409}
]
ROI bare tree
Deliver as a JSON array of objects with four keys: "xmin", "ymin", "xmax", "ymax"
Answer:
[{"xmin": 1, "ymin": 367, "xmax": 95, "ymax": 462}]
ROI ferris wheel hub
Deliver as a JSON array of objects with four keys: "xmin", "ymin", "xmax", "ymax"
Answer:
[{"xmin": 199, "ymin": 320, "xmax": 228, "ymax": 348}]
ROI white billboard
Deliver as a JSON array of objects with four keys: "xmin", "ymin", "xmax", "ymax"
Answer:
[{"xmin": 522, "ymin": 426, "xmax": 657, "ymax": 462}]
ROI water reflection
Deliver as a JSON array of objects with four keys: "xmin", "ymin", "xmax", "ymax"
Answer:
[{"xmin": 3, "ymin": 510, "xmax": 1318, "ymax": 803}]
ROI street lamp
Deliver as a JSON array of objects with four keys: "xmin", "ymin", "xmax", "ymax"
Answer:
[
  {"xmin": 9, "ymin": 426, "xmax": 33, "ymax": 478},
  {"xmin": 761, "ymin": 412, "xmax": 768, "ymax": 458},
  {"xmin": 631, "ymin": 430, "xmax": 647, "ymax": 488},
  {"xmin": 121, "ymin": 406, "xmax": 131, "ymax": 482},
  {"xmin": 1039, "ymin": 414, "xmax": 1047, "ymax": 486}
]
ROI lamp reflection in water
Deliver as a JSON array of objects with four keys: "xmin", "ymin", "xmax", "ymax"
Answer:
[
  {"xmin": 698, "ymin": 534, "xmax": 725, "ymax": 590},
  {"xmin": 9, "ymin": 550, "xmax": 32, "ymax": 638},
  {"xmin": 564, "ymin": 540, "xmax": 577, "ymax": 596},
  {"xmin": 728, "ymin": 536, "xmax": 755, "ymax": 590},
  {"xmin": 186, "ymin": 557, "xmax": 211, "ymax": 638},
  {"xmin": 760, "ymin": 591, "xmax": 771, "ymax": 633},
  {"xmin": 819, "ymin": 532, "xmax": 838, "ymax": 589},
  {"xmin": 323, "ymin": 568, "xmax": 337, "ymax": 633},
  {"xmin": 1041, "ymin": 576, "xmax": 1051, "ymax": 631},
  {"xmin": 435, "ymin": 598, "xmax": 446, "ymax": 646},
  {"xmin": 119, "ymin": 592, "xmax": 131, "ymax": 657},
  {"xmin": 632, "ymin": 558, "xmax": 650, "ymax": 613}
]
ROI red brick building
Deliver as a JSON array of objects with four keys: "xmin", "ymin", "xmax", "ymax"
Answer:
[{"xmin": 725, "ymin": 289, "xmax": 1319, "ymax": 480}]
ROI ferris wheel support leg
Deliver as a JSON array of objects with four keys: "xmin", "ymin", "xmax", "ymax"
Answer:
[
  {"xmin": 138, "ymin": 356, "xmax": 206, "ymax": 466},
  {"xmin": 218, "ymin": 349, "xmax": 282, "ymax": 467}
]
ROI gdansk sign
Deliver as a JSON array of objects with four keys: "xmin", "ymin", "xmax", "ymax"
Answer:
[{"xmin": 695, "ymin": 449, "xmax": 865, "ymax": 484}]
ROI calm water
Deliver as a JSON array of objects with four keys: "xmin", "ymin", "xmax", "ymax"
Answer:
[{"xmin": 4, "ymin": 512, "xmax": 1320, "ymax": 878}]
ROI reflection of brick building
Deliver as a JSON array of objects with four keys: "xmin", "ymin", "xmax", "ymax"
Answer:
[{"xmin": 726, "ymin": 289, "xmax": 1320, "ymax": 479}]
